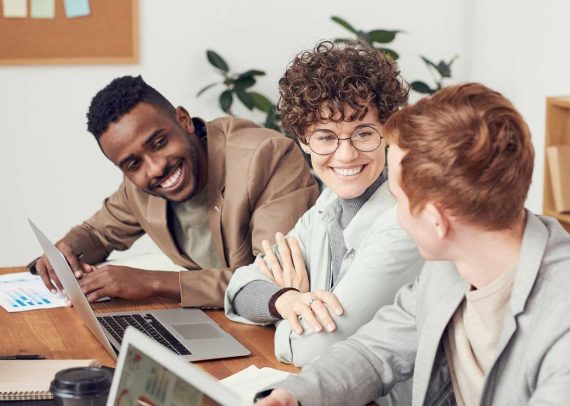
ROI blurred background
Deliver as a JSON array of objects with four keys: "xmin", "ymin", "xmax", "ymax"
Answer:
[{"xmin": 1, "ymin": 0, "xmax": 570, "ymax": 266}]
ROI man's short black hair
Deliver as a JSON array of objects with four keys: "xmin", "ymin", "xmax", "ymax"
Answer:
[{"xmin": 87, "ymin": 75, "xmax": 176, "ymax": 140}]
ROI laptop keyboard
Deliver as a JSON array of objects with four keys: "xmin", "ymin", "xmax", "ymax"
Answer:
[{"xmin": 97, "ymin": 313, "xmax": 191, "ymax": 355}]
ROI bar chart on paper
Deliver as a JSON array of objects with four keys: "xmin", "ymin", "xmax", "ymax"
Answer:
[{"xmin": 0, "ymin": 272, "xmax": 68, "ymax": 312}]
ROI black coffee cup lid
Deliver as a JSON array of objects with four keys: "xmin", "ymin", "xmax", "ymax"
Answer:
[{"xmin": 51, "ymin": 367, "xmax": 113, "ymax": 397}]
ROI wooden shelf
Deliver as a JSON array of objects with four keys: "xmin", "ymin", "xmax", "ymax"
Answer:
[
  {"xmin": 547, "ymin": 96, "xmax": 570, "ymax": 109},
  {"xmin": 543, "ymin": 97, "xmax": 570, "ymax": 233}
]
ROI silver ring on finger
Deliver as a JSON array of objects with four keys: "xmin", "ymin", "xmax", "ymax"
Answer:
[{"xmin": 308, "ymin": 297, "xmax": 321, "ymax": 306}]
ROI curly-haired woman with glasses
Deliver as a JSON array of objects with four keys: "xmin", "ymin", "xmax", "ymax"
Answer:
[{"xmin": 225, "ymin": 41, "xmax": 423, "ymax": 381}]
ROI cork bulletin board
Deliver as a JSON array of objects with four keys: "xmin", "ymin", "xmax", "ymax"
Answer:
[{"xmin": 0, "ymin": 0, "xmax": 138, "ymax": 65}]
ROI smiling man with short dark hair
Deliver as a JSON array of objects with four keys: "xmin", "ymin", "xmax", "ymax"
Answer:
[{"xmin": 29, "ymin": 75, "xmax": 319, "ymax": 308}]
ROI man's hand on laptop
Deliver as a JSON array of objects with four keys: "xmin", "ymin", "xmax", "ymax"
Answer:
[
  {"xmin": 36, "ymin": 242, "xmax": 90, "ymax": 294},
  {"xmin": 78, "ymin": 265, "xmax": 181, "ymax": 303},
  {"xmin": 255, "ymin": 388, "xmax": 299, "ymax": 406}
]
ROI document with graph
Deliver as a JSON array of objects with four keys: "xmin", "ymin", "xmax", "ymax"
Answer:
[{"xmin": 0, "ymin": 272, "xmax": 68, "ymax": 312}]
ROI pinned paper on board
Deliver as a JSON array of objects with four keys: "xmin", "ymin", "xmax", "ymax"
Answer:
[
  {"xmin": 31, "ymin": 0, "xmax": 55, "ymax": 19},
  {"xmin": 2, "ymin": 0, "xmax": 27, "ymax": 18},
  {"xmin": 64, "ymin": 0, "xmax": 90, "ymax": 18}
]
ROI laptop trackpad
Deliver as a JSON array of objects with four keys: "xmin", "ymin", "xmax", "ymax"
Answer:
[{"xmin": 172, "ymin": 323, "xmax": 223, "ymax": 340}]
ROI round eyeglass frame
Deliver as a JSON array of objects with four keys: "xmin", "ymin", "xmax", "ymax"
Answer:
[{"xmin": 303, "ymin": 126, "xmax": 384, "ymax": 156}]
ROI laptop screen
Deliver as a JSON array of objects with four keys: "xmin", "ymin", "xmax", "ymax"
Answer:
[{"xmin": 113, "ymin": 344, "xmax": 221, "ymax": 406}]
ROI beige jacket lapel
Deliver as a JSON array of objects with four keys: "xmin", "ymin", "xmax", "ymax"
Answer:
[
  {"xmin": 145, "ymin": 194, "xmax": 195, "ymax": 267},
  {"xmin": 204, "ymin": 120, "xmax": 228, "ymax": 268}
]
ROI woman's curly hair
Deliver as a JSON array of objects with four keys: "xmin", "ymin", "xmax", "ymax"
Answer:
[{"xmin": 278, "ymin": 41, "xmax": 409, "ymax": 140}]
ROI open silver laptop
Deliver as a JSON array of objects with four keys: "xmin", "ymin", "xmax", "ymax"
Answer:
[
  {"xmin": 107, "ymin": 327, "xmax": 246, "ymax": 405},
  {"xmin": 29, "ymin": 219, "xmax": 250, "ymax": 362}
]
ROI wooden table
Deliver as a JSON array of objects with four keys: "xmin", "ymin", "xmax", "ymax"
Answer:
[{"xmin": 0, "ymin": 267, "xmax": 299, "ymax": 379}]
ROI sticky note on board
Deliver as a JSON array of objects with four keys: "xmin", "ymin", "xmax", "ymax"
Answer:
[
  {"xmin": 2, "ymin": 0, "xmax": 27, "ymax": 18},
  {"xmin": 31, "ymin": 0, "xmax": 55, "ymax": 19},
  {"xmin": 64, "ymin": 0, "xmax": 90, "ymax": 18}
]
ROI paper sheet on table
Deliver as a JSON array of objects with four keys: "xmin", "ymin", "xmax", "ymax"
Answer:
[
  {"xmin": 0, "ymin": 272, "xmax": 69, "ymax": 312},
  {"xmin": 220, "ymin": 365, "xmax": 292, "ymax": 404},
  {"xmin": 99, "ymin": 252, "xmax": 187, "ymax": 272},
  {"xmin": 2, "ymin": 0, "xmax": 27, "ymax": 17}
]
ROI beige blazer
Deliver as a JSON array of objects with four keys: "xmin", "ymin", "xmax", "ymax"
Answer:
[{"xmin": 29, "ymin": 117, "xmax": 319, "ymax": 308}]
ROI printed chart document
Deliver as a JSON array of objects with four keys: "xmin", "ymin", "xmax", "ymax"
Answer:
[{"xmin": 0, "ymin": 272, "xmax": 68, "ymax": 312}]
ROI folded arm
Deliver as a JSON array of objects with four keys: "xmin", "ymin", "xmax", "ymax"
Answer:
[
  {"xmin": 264, "ymin": 279, "xmax": 420, "ymax": 406},
  {"xmin": 283, "ymin": 220, "xmax": 423, "ymax": 366}
]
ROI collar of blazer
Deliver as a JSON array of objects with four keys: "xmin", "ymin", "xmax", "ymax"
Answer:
[
  {"xmin": 203, "ymin": 118, "xmax": 227, "ymax": 267},
  {"xmin": 413, "ymin": 209, "xmax": 549, "ymax": 404}
]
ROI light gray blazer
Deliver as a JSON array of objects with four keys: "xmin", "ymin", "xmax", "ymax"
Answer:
[
  {"xmin": 225, "ymin": 181, "xmax": 423, "ymax": 367},
  {"xmin": 275, "ymin": 212, "xmax": 570, "ymax": 406}
]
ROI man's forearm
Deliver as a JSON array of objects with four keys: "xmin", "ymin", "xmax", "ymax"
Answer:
[
  {"xmin": 150, "ymin": 271, "xmax": 182, "ymax": 301},
  {"xmin": 60, "ymin": 224, "xmax": 113, "ymax": 265},
  {"xmin": 271, "ymin": 339, "xmax": 384, "ymax": 406}
]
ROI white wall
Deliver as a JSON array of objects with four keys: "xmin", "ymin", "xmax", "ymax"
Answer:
[
  {"xmin": 464, "ymin": 0, "xmax": 570, "ymax": 213},
  {"xmin": 3, "ymin": 0, "xmax": 565, "ymax": 266}
]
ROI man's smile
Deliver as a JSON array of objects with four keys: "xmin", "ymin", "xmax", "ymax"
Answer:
[
  {"xmin": 153, "ymin": 161, "xmax": 186, "ymax": 192},
  {"xmin": 159, "ymin": 164, "xmax": 183, "ymax": 189}
]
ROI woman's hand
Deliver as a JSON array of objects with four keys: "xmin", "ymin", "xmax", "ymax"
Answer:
[
  {"xmin": 275, "ymin": 289, "xmax": 343, "ymax": 335},
  {"xmin": 258, "ymin": 232, "xmax": 309, "ymax": 293}
]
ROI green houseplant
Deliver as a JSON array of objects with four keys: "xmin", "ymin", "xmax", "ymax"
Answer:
[
  {"xmin": 330, "ymin": 15, "xmax": 402, "ymax": 60},
  {"xmin": 196, "ymin": 50, "xmax": 280, "ymax": 131},
  {"xmin": 410, "ymin": 55, "xmax": 459, "ymax": 95},
  {"xmin": 197, "ymin": 16, "xmax": 458, "ymax": 131}
]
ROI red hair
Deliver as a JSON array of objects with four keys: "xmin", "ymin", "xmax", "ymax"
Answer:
[{"xmin": 384, "ymin": 83, "xmax": 534, "ymax": 230}]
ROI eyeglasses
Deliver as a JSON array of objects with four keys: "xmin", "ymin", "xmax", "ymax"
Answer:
[{"xmin": 303, "ymin": 126, "xmax": 384, "ymax": 155}]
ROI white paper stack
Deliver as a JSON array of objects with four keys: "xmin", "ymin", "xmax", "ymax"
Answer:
[{"xmin": 220, "ymin": 365, "xmax": 292, "ymax": 404}]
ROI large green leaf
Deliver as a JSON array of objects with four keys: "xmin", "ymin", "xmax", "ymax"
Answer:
[
  {"xmin": 219, "ymin": 90, "xmax": 233, "ymax": 113},
  {"xmin": 249, "ymin": 92, "xmax": 274, "ymax": 113},
  {"xmin": 411, "ymin": 81, "xmax": 434, "ymax": 95},
  {"xmin": 234, "ymin": 77, "xmax": 256, "ymax": 89},
  {"xmin": 376, "ymin": 47, "xmax": 399, "ymax": 60},
  {"xmin": 439, "ymin": 55, "xmax": 458, "ymax": 78},
  {"xmin": 421, "ymin": 56, "xmax": 440, "ymax": 73},
  {"xmin": 368, "ymin": 29, "xmax": 401, "ymax": 44},
  {"xmin": 238, "ymin": 70, "xmax": 266, "ymax": 79},
  {"xmin": 207, "ymin": 50, "xmax": 229, "ymax": 73},
  {"xmin": 196, "ymin": 82, "xmax": 219, "ymax": 97},
  {"xmin": 331, "ymin": 16, "xmax": 358, "ymax": 34},
  {"xmin": 235, "ymin": 87, "xmax": 255, "ymax": 110},
  {"xmin": 437, "ymin": 61, "xmax": 452, "ymax": 78}
]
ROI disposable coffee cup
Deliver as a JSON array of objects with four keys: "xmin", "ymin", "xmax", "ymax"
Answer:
[{"xmin": 50, "ymin": 367, "xmax": 113, "ymax": 406}]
